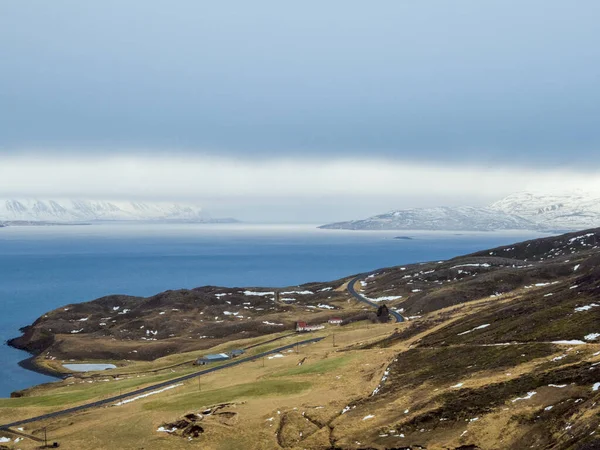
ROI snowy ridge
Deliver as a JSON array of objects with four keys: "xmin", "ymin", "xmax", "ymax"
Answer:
[
  {"xmin": 320, "ymin": 191, "xmax": 600, "ymax": 232},
  {"xmin": 0, "ymin": 199, "xmax": 235, "ymax": 223},
  {"xmin": 490, "ymin": 191, "xmax": 600, "ymax": 230},
  {"xmin": 320, "ymin": 206, "xmax": 539, "ymax": 232}
]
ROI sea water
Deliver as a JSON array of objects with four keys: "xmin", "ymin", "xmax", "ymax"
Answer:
[{"xmin": 0, "ymin": 223, "xmax": 545, "ymax": 397}]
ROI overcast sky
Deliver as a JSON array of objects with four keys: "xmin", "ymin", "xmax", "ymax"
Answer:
[{"xmin": 1, "ymin": 1, "xmax": 600, "ymax": 222}]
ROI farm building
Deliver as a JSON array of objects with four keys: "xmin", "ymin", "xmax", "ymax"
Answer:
[
  {"xmin": 295, "ymin": 321, "xmax": 325, "ymax": 332},
  {"xmin": 295, "ymin": 321, "xmax": 308, "ymax": 331},
  {"xmin": 229, "ymin": 349, "xmax": 245, "ymax": 357},
  {"xmin": 195, "ymin": 353, "xmax": 230, "ymax": 365},
  {"xmin": 328, "ymin": 318, "xmax": 343, "ymax": 325}
]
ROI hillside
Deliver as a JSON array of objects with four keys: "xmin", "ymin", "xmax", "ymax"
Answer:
[
  {"xmin": 4, "ymin": 229, "xmax": 600, "ymax": 449},
  {"xmin": 0, "ymin": 198, "xmax": 237, "ymax": 223},
  {"xmin": 320, "ymin": 191, "xmax": 600, "ymax": 231},
  {"xmin": 319, "ymin": 206, "xmax": 538, "ymax": 231},
  {"xmin": 491, "ymin": 191, "xmax": 600, "ymax": 230}
]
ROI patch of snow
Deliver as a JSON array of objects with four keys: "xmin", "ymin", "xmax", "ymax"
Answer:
[
  {"xmin": 585, "ymin": 333, "xmax": 600, "ymax": 341},
  {"xmin": 575, "ymin": 303, "xmax": 600, "ymax": 312},
  {"xmin": 365, "ymin": 295, "xmax": 402, "ymax": 302},
  {"xmin": 114, "ymin": 383, "xmax": 183, "ymax": 406},
  {"xmin": 552, "ymin": 340, "xmax": 586, "ymax": 345},
  {"xmin": 281, "ymin": 290, "xmax": 313, "ymax": 295},
  {"xmin": 262, "ymin": 321, "xmax": 283, "ymax": 326},
  {"xmin": 574, "ymin": 264, "xmax": 581, "ymax": 271},
  {"xmin": 548, "ymin": 384, "xmax": 567, "ymax": 388},
  {"xmin": 457, "ymin": 324, "xmax": 490, "ymax": 336},
  {"xmin": 451, "ymin": 263, "xmax": 491, "ymax": 269},
  {"xmin": 317, "ymin": 303, "xmax": 335, "ymax": 309},
  {"xmin": 362, "ymin": 414, "xmax": 375, "ymax": 421},
  {"xmin": 451, "ymin": 382, "xmax": 464, "ymax": 388},
  {"xmin": 593, "ymin": 383, "xmax": 600, "ymax": 392},
  {"xmin": 512, "ymin": 391, "xmax": 537, "ymax": 402},
  {"xmin": 268, "ymin": 354, "xmax": 284, "ymax": 359},
  {"xmin": 243, "ymin": 291, "xmax": 275, "ymax": 297}
]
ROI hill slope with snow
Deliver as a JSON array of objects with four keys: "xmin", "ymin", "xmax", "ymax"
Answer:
[
  {"xmin": 319, "ymin": 206, "xmax": 539, "ymax": 231},
  {"xmin": 320, "ymin": 191, "xmax": 600, "ymax": 232},
  {"xmin": 490, "ymin": 191, "xmax": 600, "ymax": 230},
  {"xmin": 0, "ymin": 199, "xmax": 236, "ymax": 223}
]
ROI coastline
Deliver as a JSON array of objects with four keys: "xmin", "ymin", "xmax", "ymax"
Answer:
[{"xmin": 17, "ymin": 355, "xmax": 66, "ymax": 380}]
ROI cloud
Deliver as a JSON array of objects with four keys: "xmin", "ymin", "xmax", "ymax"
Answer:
[{"xmin": 2, "ymin": 154, "xmax": 600, "ymax": 222}]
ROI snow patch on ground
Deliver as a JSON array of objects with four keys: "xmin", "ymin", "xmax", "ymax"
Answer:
[
  {"xmin": 458, "ymin": 324, "xmax": 490, "ymax": 336},
  {"xmin": 575, "ymin": 303, "xmax": 600, "ymax": 312},
  {"xmin": 243, "ymin": 291, "xmax": 275, "ymax": 297},
  {"xmin": 512, "ymin": 391, "xmax": 536, "ymax": 402},
  {"xmin": 317, "ymin": 303, "xmax": 335, "ymax": 309},
  {"xmin": 114, "ymin": 383, "xmax": 183, "ymax": 406},
  {"xmin": 451, "ymin": 263, "xmax": 491, "ymax": 269},
  {"xmin": 365, "ymin": 295, "xmax": 402, "ymax": 302}
]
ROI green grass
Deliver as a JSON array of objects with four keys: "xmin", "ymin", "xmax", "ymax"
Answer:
[
  {"xmin": 142, "ymin": 379, "xmax": 312, "ymax": 411},
  {"xmin": 270, "ymin": 354, "xmax": 354, "ymax": 377},
  {"xmin": 0, "ymin": 368, "xmax": 199, "ymax": 408}
]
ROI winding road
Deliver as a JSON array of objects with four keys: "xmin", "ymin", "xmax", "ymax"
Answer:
[
  {"xmin": 0, "ymin": 336, "xmax": 324, "ymax": 431},
  {"xmin": 347, "ymin": 274, "xmax": 405, "ymax": 322}
]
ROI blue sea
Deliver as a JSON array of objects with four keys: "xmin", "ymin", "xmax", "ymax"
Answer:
[{"xmin": 0, "ymin": 223, "xmax": 545, "ymax": 397}]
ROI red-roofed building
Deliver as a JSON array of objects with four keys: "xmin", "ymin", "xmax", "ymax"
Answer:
[{"xmin": 295, "ymin": 321, "xmax": 308, "ymax": 332}]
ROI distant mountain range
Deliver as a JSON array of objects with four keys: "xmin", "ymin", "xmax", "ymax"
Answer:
[
  {"xmin": 320, "ymin": 191, "xmax": 600, "ymax": 232},
  {"xmin": 490, "ymin": 192, "xmax": 600, "ymax": 230},
  {"xmin": 0, "ymin": 199, "xmax": 237, "ymax": 224}
]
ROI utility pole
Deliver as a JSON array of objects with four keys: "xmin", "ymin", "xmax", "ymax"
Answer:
[
  {"xmin": 198, "ymin": 376, "xmax": 201, "ymax": 391},
  {"xmin": 333, "ymin": 333, "xmax": 336, "ymax": 348},
  {"xmin": 262, "ymin": 356, "xmax": 265, "ymax": 368},
  {"xmin": 44, "ymin": 427, "xmax": 48, "ymax": 448}
]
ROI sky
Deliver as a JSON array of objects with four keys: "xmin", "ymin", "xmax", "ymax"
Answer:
[{"xmin": 1, "ymin": 1, "xmax": 600, "ymax": 222}]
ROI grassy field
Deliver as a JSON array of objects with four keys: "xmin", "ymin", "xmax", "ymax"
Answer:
[{"xmin": 5, "ymin": 231, "xmax": 600, "ymax": 449}]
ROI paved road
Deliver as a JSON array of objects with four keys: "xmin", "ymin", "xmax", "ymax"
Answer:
[
  {"xmin": 347, "ymin": 274, "xmax": 405, "ymax": 322},
  {"xmin": 0, "ymin": 336, "xmax": 324, "ymax": 431}
]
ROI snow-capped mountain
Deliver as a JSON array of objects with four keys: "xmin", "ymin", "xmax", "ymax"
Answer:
[
  {"xmin": 319, "ymin": 206, "xmax": 539, "ymax": 232},
  {"xmin": 0, "ymin": 199, "xmax": 235, "ymax": 223},
  {"xmin": 320, "ymin": 191, "xmax": 600, "ymax": 232},
  {"xmin": 490, "ymin": 191, "xmax": 600, "ymax": 230}
]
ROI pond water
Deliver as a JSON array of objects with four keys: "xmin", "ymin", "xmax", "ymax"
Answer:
[{"xmin": 62, "ymin": 363, "xmax": 117, "ymax": 372}]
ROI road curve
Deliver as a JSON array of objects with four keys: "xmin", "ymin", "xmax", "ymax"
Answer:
[
  {"xmin": 0, "ymin": 336, "xmax": 324, "ymax": 430},
  {"xmin": 347, "ymin": 274, "xmax": 405, "ymax": 322}
]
